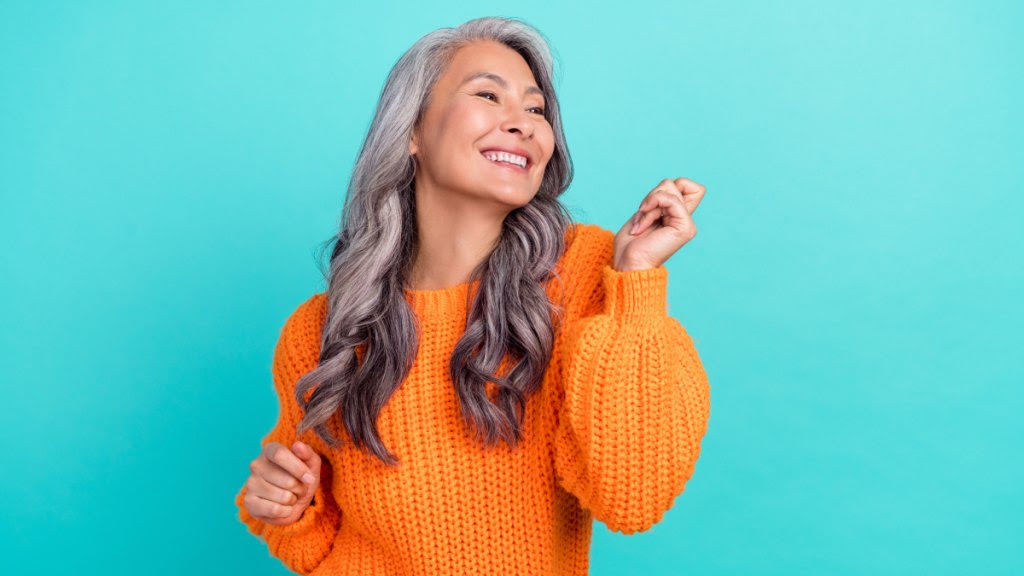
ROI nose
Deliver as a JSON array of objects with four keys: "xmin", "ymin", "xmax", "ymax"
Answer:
[{"xmin": 500, "ymin": 106, "xmax": 534, "ymax": 139}]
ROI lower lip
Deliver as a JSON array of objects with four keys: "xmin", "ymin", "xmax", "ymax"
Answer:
[{"xmin": 481, "ymin": 153, "xmax": 529, "ymax": 174}]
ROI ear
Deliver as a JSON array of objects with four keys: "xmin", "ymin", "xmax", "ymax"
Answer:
[{"xmin": 409, "ymin": 128, "xmax": 419, "ymax": 156}]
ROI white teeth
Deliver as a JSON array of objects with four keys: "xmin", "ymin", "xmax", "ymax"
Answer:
[{"xmin": 483, "ymin": 151, "xmax": 527, "ymax": 168}]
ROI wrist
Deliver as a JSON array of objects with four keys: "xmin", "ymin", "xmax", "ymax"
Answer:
[{"xmin": 612, "ymin": 260, "xmax": 657, "ymax": 273}]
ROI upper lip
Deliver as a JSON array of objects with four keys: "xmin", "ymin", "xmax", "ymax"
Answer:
[{"xmin": 480, "ymin": 146, "xmax": 532, "ymax": 167}]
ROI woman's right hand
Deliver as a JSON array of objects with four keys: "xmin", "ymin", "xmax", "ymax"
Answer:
[{"xmin": 242, "ymin": 440, "xmax": 321, "ymax": 525}]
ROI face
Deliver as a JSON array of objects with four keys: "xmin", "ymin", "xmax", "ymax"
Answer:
[{"xmin": 409, "ymin": 40, "xmax": 555, "ymax": 208}]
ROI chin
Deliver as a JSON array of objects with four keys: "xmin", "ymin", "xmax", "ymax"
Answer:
[{"xmin": 486, "ymin": 185, "xmax": 539, "ymax": 208}]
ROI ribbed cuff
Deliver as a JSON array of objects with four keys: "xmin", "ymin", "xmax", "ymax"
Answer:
[{"xmin": 600, "ymin": 264, "xmax": 670, "ymax": 317}]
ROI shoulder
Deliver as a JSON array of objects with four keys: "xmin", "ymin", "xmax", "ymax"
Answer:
[
  {"xmin": 562, "ymin": 222, "xmax": 615, "ymax": 268},
  {"xmin": 284, "ymin": 292, "xmax": 328, "ymax": 333},
  {"xmin": 554, "ymin": 222, "xmax": 617, "ymax": 315},
  {"xmin": 276, "ymin": 292, "xmax": 328, "ymax": 364}
]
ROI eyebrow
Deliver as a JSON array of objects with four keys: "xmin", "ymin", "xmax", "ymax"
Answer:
[{"xmin": 460, "ymin": 71, "xmax": 545, "ymax": 100}]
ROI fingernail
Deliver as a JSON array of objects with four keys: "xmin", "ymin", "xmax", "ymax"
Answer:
[{"xmin": 303, "ymin": 472, "xmax": 315, "ymax": 484}]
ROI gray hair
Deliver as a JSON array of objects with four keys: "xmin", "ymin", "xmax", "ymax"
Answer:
[{"xmin": 298, "ymin": 16, "xmax": 577, "ymax": 466}]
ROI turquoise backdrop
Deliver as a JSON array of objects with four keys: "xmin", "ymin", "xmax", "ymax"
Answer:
[{"xmin": 2, "ymin": 1, "xmax": 1020, "ymax": 574}]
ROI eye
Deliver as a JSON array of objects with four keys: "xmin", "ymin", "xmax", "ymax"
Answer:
[{"xmin": 477, "ymin": 92, "xmax": 546, "ymax": 116}]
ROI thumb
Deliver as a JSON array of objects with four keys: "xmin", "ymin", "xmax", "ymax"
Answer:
[{"xmin": 292, "ymin": 441, "xmax": 321, "ymax": 494}]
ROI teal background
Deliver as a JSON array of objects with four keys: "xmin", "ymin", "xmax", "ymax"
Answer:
[{"xmin": 2, "ymin": 1, "xmax": 1021, "ymax": 574}]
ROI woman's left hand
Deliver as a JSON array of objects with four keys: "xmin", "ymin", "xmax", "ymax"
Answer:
[{"xmin": 613, "ymin": 177, "xmax": 706, "ymax": 272}]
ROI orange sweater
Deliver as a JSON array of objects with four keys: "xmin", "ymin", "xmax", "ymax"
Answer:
[{"xmin": 235, "ymin": 222, "xmax": 711, "ymax": 575}]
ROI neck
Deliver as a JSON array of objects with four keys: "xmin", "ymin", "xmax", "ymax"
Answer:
[{"xmin": 408, "ymin": 185, "xmax": 508, "ymax": 291}]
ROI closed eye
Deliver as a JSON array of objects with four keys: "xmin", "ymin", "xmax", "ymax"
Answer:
[{"xmin": 476, "ymin": 91, "xmax": 546, "ymax": 115}]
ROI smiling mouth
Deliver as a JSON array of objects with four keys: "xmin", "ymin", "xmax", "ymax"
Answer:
[{"xmin": 480, "ymin": 152, "xmax": 529, "ymax": 172}]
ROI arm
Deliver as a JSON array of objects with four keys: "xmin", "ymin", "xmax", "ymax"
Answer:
[
  {"xmin": 554, "ymin": 264, "xmax": 711, "ymax": 535},
  {"xmin": 235, "ymin": 295, "xmax": 343, "ymax": 574}
]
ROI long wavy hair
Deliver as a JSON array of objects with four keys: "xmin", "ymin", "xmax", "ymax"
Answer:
[{"xmin": 295, "ymin": 16, "xmax": 578, "ymax": 466}]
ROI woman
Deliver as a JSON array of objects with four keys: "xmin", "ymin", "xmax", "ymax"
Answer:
[{"xmin": 236, "ymin": 16, "xmax": 710, "ymax": 576}]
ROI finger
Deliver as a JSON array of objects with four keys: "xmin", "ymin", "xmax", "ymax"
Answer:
[
  {"xmin": 673, "ymin": 177, "xmax": 706, "ymax": 195},
  {"xmin": 631, "ymin": 193, "xmax": 694, "ymax": 236},
  {"xmin": 264, "ymin": 442, "xmax": 317, "ymax": 488},
  {"xmin": 253, "ymin": 455, "xmax": 309, "ymax": 499},
  {"xmin": 673, "ymin": 177, "xmax": 706, "ymax": 214},
  {"xmin": 637, "ymin": 178, "xmax": 686, "ymax": 214},
  {"xmin": 245, "ymin": 478, "xmax": 299, "ymax": 520},
  {"xmin": 292, "ymin": 441, "xmax": 322, "ymax": 478},
  {"xmin": 631, "ymin": 204, "xmax": 669, "ymax": 235},
  {"xmin": 632, "ymin": 186, "xmax": 685, "ymax": 234},
  {"xmin": 639, "ymin": 185, "xmax": 682, "ymax": 211},
  {"xmin": 248, "ymin": 473, "xmax": 302, "ymax": 508}
]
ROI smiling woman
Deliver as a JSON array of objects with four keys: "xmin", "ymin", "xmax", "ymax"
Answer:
[
  {"xmin": 235, "ymin": 15, "xmax": 710, "ymax": 576},
  {"xmin": 407, "ymin": 38, "xmax": 558, "ymax": 271}
]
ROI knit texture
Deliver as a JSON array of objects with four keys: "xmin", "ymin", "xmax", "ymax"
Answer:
[{"xmin": 235, "ymin": 222, "xmax": 711, "ymax": 575}]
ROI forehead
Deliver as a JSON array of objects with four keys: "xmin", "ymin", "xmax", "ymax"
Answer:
[{"xmin": 443, "ymin": 40, "xmax": 539, "ymax": 87}]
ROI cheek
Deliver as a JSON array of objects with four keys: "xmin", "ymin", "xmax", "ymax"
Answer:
[
  {"xmin": 425, "ymin": 104, "xmax": 484, "ymax": 154},
  {"xmin": 445, "ymin": 102, "xmax": 492, "ymax": 140},
  {"xmin": 538, "ymin": 125, "xmax": 556, "ymax": 163}
]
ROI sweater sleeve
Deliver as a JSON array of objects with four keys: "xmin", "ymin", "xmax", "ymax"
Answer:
[
  {"xmin": 553, "ymin": 262, "xmax": 711, "ymax": 535},
  {"xmin": 234, "ymin": 295, "xmax": 343, "ymax": 574}
]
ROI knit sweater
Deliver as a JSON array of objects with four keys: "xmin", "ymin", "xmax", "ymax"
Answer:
[{"xmin": 235, "ymin": 222, "xmax": 711, "ymax": 576}]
